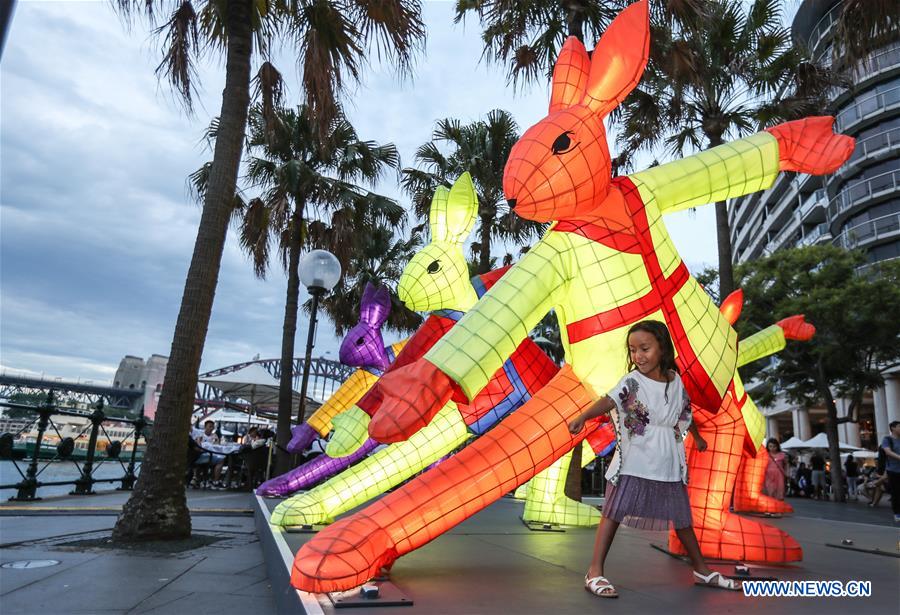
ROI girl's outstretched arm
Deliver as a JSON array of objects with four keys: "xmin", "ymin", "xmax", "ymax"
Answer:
[
  {"xmin": 568, "ymin": 396, "xmax": 616, "ymax": 434},
  {"xmin": 688, "ymin": 421, "xmax": 708, "ymax": 452}
]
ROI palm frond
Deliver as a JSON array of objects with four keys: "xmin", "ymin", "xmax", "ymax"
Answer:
[
  {"xmin": 153, "ymin": 0, "xmax": 201, "ymax": 112},
  {"xmin": 187, "ymin": 161, "xmax": 212, "ymax": 204},
  {"xmin": 239, "ymin": 196, "xmax": 272, "ymax": 278},
  {"xmin": 252, "ymin": 60, "xmax": 285, "ymax": 142},
  {"xmin": 833, "ymin": 0, "xmax": 900, "ymax": 68}
]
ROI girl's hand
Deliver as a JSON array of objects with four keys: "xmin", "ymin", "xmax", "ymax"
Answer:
[
  {"xmin": 694, "ymin": 435, "xmax": 708, "ymax": 452},
  {"xmin": 568, "ymin": 416, "xmax": 586, "ymax": 435}
]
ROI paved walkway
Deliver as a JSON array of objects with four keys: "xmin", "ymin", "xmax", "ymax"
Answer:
[
  {"xmin": 1, "ymin": 489, "xmax": 897, "ymax": 614},
  {"xmin": 780, "ymin": 494, "xmax": 898, "ymax": 527},
  {"xmin": 0, "ymin": 489, "xmax": 275, "ymax": 614},
  {"xmin": 263, "ymin": 494, "xmax": 900, "ymax": 615}
]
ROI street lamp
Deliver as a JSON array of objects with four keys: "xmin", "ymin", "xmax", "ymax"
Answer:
[{"xmin": 296, "ymin": 249, "xmax": 341, "ymax": 425}]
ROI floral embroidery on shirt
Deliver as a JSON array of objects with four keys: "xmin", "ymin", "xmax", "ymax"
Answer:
[
  {"xmin": 675, "ymin": 388, "xmax": 691, "ymax": 443},
  {"xmin": 678, "ymin": 389, "xmax": 691, "ymax": 422},
  {"xmin": 619, "ymin": 377, "xmax": 650, "ymax": 438}
]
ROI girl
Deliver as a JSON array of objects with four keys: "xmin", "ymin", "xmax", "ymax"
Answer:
[
  {"xmin": 568, "ymin": 320, "xmax": 741, "ymax": 597},
  {"xmin": 763, "ymin": 438, "xmax": 788, "ymax": 501}
]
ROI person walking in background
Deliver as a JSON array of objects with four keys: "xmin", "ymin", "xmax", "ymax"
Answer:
[
  {"xmin": 798, "ymin": 462, "xmax": 813, "ymax": 497},
  {"xmin": 863, "ymin": 454, "xmax": 887, "ymax": 507},
  {"xmin": 809, "ymin": 451, "xmax": 827, "ymax": 500},
  {"xmin": 844, "ymin": 454, "xmax": 859, "ymax": 501},
  {"xmin": 880, "ymin": 421, "xmax": 900, "ymax": 523},
  {"xmin": 763, "ymin": 438, "xmax": 788, "ymax": 501}
]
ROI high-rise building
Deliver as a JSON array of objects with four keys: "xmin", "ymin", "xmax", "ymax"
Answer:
[{"xmin": 729, "ymin": 0, "xmax": 899, "ymax": 447}]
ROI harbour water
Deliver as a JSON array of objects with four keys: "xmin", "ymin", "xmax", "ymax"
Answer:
[{"xmin": 0, "ymin": 459, "xmax": 140, "ymax": 499}]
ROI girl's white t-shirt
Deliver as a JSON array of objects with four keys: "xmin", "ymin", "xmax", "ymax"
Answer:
[{"xmin": 603, "ymin": 370, "xmax": 693, "ymax": 485}]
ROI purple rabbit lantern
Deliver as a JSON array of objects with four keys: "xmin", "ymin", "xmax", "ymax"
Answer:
[
  {"xmin": 256, "ymin": 439, "xmax": 380, "ymax": 497},
  {"xmin": 338, "ymin": 283, "xmax": 392, "ymax": 371},
  {"xmin": 258, "ymin": 283, "xmax": 395, "ymax": 497},
  {"xmin": 286, "ymin": 423, "xmax": 318, "ymax": 454}
]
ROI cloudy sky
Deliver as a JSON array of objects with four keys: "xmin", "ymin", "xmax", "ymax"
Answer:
[{"xmin": 1, "ymin": 0, "xmax": 724, "ymax": 384}]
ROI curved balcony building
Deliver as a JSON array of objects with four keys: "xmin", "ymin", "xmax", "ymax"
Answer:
[
  {"xmin": 730, "ymin": 1, "xmax": 900, "ymax": 267},
  {"xmin": 729, "ymin": 0, "xmax": 900, "ymax": 448}
]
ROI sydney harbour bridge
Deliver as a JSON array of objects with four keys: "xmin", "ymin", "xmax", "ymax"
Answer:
[{"xmin": 0, "ymin": 356, "xmax": 353, "ymax": 420}]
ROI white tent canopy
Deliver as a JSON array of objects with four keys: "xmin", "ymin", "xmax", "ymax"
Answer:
[
  {"xmin": 841, "ymin": 450, "xmax": 877, "ymax": 459},
  {"xmin": 802, "ymin": 432, "xmax": 865, "ymax": 452},
  {"xmin": 780, "ymin": 436, "xmax": 807, "ymax": 450},
  {"xmin": 199, "ymin": 408, "xmax": 276, "ymax": 427},
  {"xmin": 782, "ymin": 432, "xmax": 866, "ymax": 452},
  {"xmin": 199, "ymin": 364, "xmax": 299, "ymax": 409}
]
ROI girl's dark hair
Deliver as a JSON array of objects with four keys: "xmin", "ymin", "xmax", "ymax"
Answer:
[
  {"xmin": 625, "ymin": 320, "xmax": 679, "ymax": 399},
  {"xmin": 766, "ymin": 438, "xmax": 781, "ymax": 453}
]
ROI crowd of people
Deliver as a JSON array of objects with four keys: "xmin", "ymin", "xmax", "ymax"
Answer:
[
  {"xmin": 185, "ymin": 419, "xmax": 331, "ymax": 491},
  {"xmin": 762, "ymin": 420, "xmax": 900, "ymax": 523},
  {"xmin": 187, "ymin": 420, "xmax": 273, "ymax": 490}
]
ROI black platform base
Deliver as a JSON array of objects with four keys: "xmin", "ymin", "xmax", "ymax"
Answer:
[
  {"xmin": 521, "ymin": 518, "xmax": 566, "ymax": 532},
  {"xmin": 328, "ymin": 582, "xmax": 412, "ymax": 609}
]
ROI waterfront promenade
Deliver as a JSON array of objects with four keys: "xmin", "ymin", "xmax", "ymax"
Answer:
[
  {"xmin": 1, "ymin": 490, "xmax": 898, "ymax": 614},
  {"xmin": 0, "ymin": 490, "xmax": 275, "ymax": 613}
]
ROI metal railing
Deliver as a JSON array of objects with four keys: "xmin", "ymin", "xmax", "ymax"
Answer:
[
  {"xmin": 798, "ymin": 222, "xmax": 832, "ymax": 247},
  {"xmin": 823, "ymin": 42, "xmax": 900, "ymax": 87},
  {"xmin": 768, "ymin": 216, "xmax": 802, "ymax": 252},
  {"xmin": 838, "ymin": 126, "xmax": 900, "ymax": 175},
  {"xmin": 828, "ymin": 169, "xmax": 900, "ymax": 220},
  {"xmin": 833, "ymin": 212, "xmax": 900, "ymax": 249},
  {"xmin": 798, "ymin": 189, "xmax": 827, "ymax": 222},
  {"xmin": 0, "ymin": 393, "xmax": 146, "ymax": 500},
  {"xmin": 835, "ymin": 85, "xmax": 900, "ymax": 133},
  {"xmin": 857, "ymin": 255, "xmax": 900, "ymax": 277},
  {"xmin": 807, "ymin": 2, "xmax": 843, "ymax": 54}
]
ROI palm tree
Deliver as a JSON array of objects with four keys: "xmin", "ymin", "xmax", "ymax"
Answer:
[
  {"xmin": 615, "ymin": 0, "xmax": 840, "ymax": 298},
  {"xmin": 458, "ymin": 1, "xmax": 842, "ymax": 299},
  {"xmin": 307, "ymin": 222, "xmax": 425, "ymax": 336},
  {"xmin": 112, "ymin": 0, "xmax": 424, "ymax": 542},
  {"xmin": 401, "ymin": 109, "xmax": 542, "ymax": 274},
  {"xmin": 240, "ymin": 104, "xmax": 406, "ymax": 473},
  {"xmin": 454, "ymin": 0, "xmax": 616, "ymax": 86},
  {"xmin": 454, "ymin": 1, "xmax": 702, "ymax": 86}
]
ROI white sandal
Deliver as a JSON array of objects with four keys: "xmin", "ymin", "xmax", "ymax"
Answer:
[
  {"xmin": 693, "ymin": 570, "xmax": 742, "ymax": 591},
  {"xmin": 584, "ymin": 574, "xmax": 619, "ymax": 598}
]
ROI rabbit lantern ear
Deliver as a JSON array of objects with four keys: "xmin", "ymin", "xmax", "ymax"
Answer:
[
  {"xmin": 359, "ymin": 282, "xmax": 391, "ymax": 329},
  {"xmin": 719, "ymin": 289, "xmax": 744, "ymax": 326},
  {"xmin": 430, "ymin": 172, "xmax": 478, "ymax": 244},
  {"xmin": 582, "ymin": 0, "xmax": 650, "ymax": 118},
  {"xmin": 549, "ymin": 36, "xmax": 591, "ymax": 113}
]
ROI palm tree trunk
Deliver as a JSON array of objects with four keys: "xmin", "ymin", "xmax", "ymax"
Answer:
[
  {"xmin": 715, "ymin": 200, "xmax": 735, "ymax": 299},
  {"xmin": 818, "ymin": 358, "xmax": 846, "ymax": 502},
  {"xmin": 112, "ymin": 0, "xmax": 253, "ymax": 542},
  {"xmin": 275, "ymin": 202, "xmax": 304, "ymax": 476},
  {"xmin": 563, "ymin": 0, "xmax": 585, "ymax": 42},
  {"xmin": 478, "ymin": 212, "xmax": 492, "ymax": 274},
  {"xmin": 705, "ymin": 132, "xmax": 735, "ymax": 300}
]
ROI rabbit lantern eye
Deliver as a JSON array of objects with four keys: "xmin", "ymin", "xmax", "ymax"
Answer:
[
  {"xmin": 355, "ymin": 336, "xmax": 365, "ymax": 346},
  {"xmin": 427, "ymin": 260, "xmax": 442, "ymax": 274},
  {"xmin": 551, "ymin": 131, "xmax": 578, "ymax": 155}
]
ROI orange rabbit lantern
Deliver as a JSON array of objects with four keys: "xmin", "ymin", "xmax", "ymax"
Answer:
[{"xmin": 292, "ymin": 0, "xmax": 853, "ymax": 592}]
